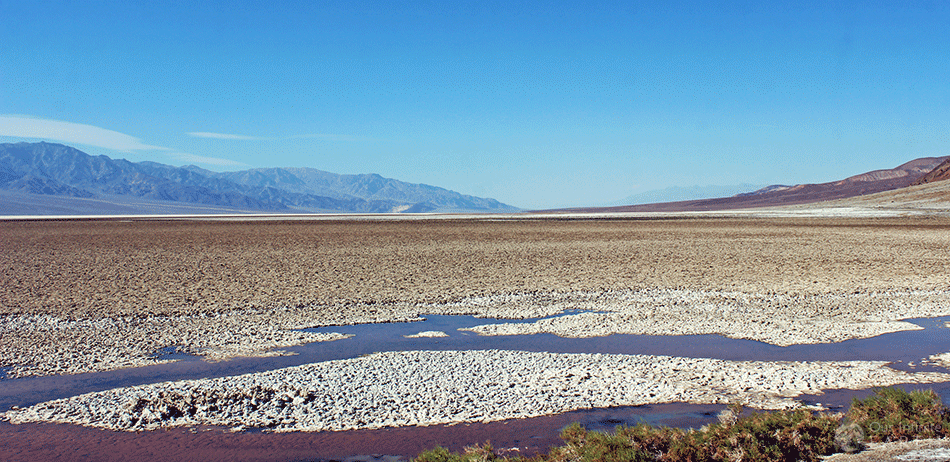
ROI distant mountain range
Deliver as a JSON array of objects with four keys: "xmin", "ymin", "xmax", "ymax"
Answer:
[
  {"xmin": 0, "ymin": 142, "xmax": 518, "ymax": 215},
  {"xmin": 611, "ymin": 184, "xmax": 766, "ymax": 206},
  {"xmin": 565, "ymin": 156, "xmax": 950, "ymax": 213},
  {"xmin": 3, "ymin": 142, "xmax": 947, "ymax": 216}
]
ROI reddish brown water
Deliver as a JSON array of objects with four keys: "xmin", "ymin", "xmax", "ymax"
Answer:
[{"xmin": 0, "ymin": 402, "xmax": 727, "ymax": 462}]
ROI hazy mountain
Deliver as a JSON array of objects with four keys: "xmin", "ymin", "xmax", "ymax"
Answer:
[
  {"xmin": 212, "ymin": 167, "xmax": 512, "ymax": 212},
  {"xmin": 560, "ymin": 156, "xmax": 950, "ymax": 213},
  {"xmin": 0, "ymin": 142, "xmax": 518, "ymax": 215},
  {"xmin": 611, "ymin": 184, "xmax": 765, "ymax": 206},
  {"xmin": 0, "ymin": 142, "xmax": 286, "ymax": 212}
]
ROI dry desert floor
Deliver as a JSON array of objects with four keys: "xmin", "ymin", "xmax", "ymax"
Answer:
[
  {"xmin": 2, "ymin": 216, "xmax": 950, "ymax": 442},
  {"xmin": 4, "ymin": 217, "xmax": 950, "ymax": 318}
]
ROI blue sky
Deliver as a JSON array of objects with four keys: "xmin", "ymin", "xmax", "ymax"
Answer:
[{"xmin": 1, "ymin": 1, "xmax": 948, "ymax": 209}]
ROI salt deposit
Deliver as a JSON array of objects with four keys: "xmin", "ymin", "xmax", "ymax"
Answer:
[
  {"xmin": 4, "ymin": 350, "xmax": 948, "ymax": 433},
  {"xmin": 403, "ymin": 331, "xmax": 449, "ymax": 338},
  {"xmin": 0, "ymin": 309, "xmax": 358, "ymax": 378},
  {"xmin": 4, "ymin": 288, "xmax": 950, "ymax": 378},
  {"xmin": 461, "ymin": 289, "xmax": 950, "ymax": 346}
]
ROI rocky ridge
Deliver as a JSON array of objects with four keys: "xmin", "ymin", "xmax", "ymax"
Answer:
[{"xmin": 913, "ymin": 158, "xmax": 950, "ymax": 185}]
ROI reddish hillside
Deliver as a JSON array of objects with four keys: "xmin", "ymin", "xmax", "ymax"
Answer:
[
  {"xmin": 912, "ymin": 158, "xmax": 950, "ymax": 185},
  {"xmin": 557, "ymin": 156, "xmax": 950, "ymax": 213}
]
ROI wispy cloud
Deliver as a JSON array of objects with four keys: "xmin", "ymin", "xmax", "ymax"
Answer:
[
  {"xmin": 189, "ymin": 131, "xmax": 362, "ymax": 142},
  {"xmin": 289, "ymin": 133, "xmax": 361, "ymax": 142},
  {"xmin": 169, "ymin": 152, "xmax": 250, "ymax": 167},
  {"xmin": 187, "ymin": 131, "xmax": 270, "ymax": 141},
  {"xmin": 0, "ymin": 114, "xmax": 169, "ymax": 152}
]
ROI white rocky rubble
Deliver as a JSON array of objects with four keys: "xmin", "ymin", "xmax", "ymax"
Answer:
[
  {"xmin": 3, "ymin": 288, "xmax": 950, "ymax": 378},
  {"xmin": 4, "ymin": 350, "xmax": 949, "ymax": 433},
  {"xmin": 404, "ymin": 331, "xmax": 449, "ymax": 338},
  {"xmin": 460, "ymin": 289, "xmax": 950, "ymax": 346},
  {"xmin": 0, "ymin": 307, "xmax": 362, "ymax": 378},
  {"xmin": 927, "ymin": 353, "xmax": 950, "ymax": 369}
]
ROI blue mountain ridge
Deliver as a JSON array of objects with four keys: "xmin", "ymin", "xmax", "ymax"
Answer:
[{"xmin": 0, "ymin": 142, "xmax": 519, "ymax": 215}]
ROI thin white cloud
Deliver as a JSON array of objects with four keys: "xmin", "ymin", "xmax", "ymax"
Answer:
[
  {"xmin": 169, "ymin": 152, "xmax": 250, "ymax": 167},
  {"xmin": 0, "ymin": 114, "xmax": 169, "ymax": 152},
  {"xmin": 290, "ymin": 133, "xmax": 360, "ymax": 141},
  {"xmin": 189, "ymin": 131, "xmax": 361, "ymax": 142},
  {"xmin": 187, "ymin": 132, "xmax": 269, "ymax": 141}
]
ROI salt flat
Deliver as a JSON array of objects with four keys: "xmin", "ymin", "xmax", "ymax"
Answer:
[
  {"xmin": 5, "ymin": 350, "xmax": 949, "ymax": 432},
  {"xmin": 5, "ymin": 288, "xmax": 950, "ymax": 379},
  {"xmin": 4, "ymin": 216, "xmax": 950, "ymax": 319},
  {"xmin": 2, "ymin": 215, "xmax": 950, "ymax": 434},
  {"xmin": 460, "ymin": 289, "xmax": 950, "ymax": 346}
]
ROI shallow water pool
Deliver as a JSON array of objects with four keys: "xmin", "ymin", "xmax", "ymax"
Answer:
[{"xmin": 2, "ymin": 312, "xmax": 949, "ymax": 459}]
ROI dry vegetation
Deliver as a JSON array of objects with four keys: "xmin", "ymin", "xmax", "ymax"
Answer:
[
  {"xmin": 413, "ymin": 387, "xmax": 950, "ymax": 462},
  {"xmin": 2, "ymin": 217, "xmax": 950, "ymax": 319}
]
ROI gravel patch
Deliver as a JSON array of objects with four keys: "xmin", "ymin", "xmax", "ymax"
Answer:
[
  {"xmin": 4, "ymin": 350, "xmax": 949, "ymax": 432},
  {"xmin": 5, "ymin": 218, "xmax": 950, "ymax": 319},
  {"xmin": 895, "ymin": 448, "xmax": 950, "ymax": 461},
  {"xmin": 824, "ymin": 439, "xmax": 950, "ymax": 462}
]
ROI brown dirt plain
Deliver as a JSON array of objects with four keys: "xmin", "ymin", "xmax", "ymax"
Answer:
[
  {"xmin": 3, "ymin": 216, "xmax": 950, "ymax": 461},
  {"xmin": 3, "ymin": 216, "xmax": 950, "ymax": 319}
]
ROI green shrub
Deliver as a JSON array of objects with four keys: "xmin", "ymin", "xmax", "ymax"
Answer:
[
  {"xmin": 557, "ymin": 423, "xmax": 655, "ymax": 462},
  {"xmin": 847, "ymin": 387, "xmax": 950, "ymax": 442},
  {"xmin": 662, "ymin": 409, "xmax": 839, "ymax": 462},
  {"xmin": 413, "ymin": 443, "xmax": 505, "ymax": 462},
  {"xmin": 615, "ymin": 423, "xmax": 684, "ymax": 457},
  {"xmin": 414, "ymin": 447, "xmax": 456, "ymax": 462},
  {"xmin": 415, "ymin": 389, "xmax": 950, "ymax": 462}
]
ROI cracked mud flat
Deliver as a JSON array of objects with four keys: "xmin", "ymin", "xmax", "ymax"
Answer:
[{"xmin": 5, "ymin": 350, "xmax": 950, "ymax": 433}]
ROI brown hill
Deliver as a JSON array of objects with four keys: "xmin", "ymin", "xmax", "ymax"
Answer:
[
  {"xmin": 912, "ymin": 158, "xmax": 950, "ymax": 185},
  {"xmin": 557, "ymin": 156, "xmax": 950, "ymax": 213},
  {"xmin": 809, "ymin": 176, "xmax": 950, "ymax": 211}
]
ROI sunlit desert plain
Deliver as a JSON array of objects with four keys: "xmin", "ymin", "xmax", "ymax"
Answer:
[{"xmin": 2, "ymin": 214, "xmax": 950, "ymax": 460}]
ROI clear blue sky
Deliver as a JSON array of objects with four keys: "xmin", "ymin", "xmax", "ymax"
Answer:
[{"xmin": 1, "ymin": 1, "xmax": 948, "ymax": 209}]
